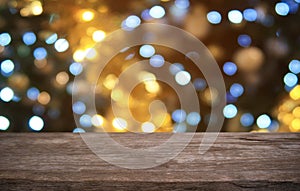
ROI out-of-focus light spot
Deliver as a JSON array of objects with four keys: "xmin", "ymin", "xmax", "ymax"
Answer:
[
  {"xmin": 228, "ymin": 10, "xmax": 243, "ymax": 24},
  {"xmin": 112, "ymin": 117, "xmax": 127, "ymax": 130},
  {"xmin": 175, "ymin": 0, "xmax": 190, "ymax": 9},
  {"xmin": 223, "ymin": 62, "xmax": 237, "ymax": 76},
  {"xmin": 169, "ymin": 63, "xmax": 184, "ymax": 75},
  {"xmin": 141, "ymin": 9, "xmax": 151, "ymax": 20},
  {"xmin": 145, "ymin": 81, "xmax": 160, "ymax": 94},
  {"xmin": 80, "ymin": 114, "xmax": 92, "ymax": 128},
  {"xmin": 73, "ymin": 49, "xmax": 86, "ymax": 62},
  {"xmin": 226, "ymin": 92, "xmax": 237, "ymax": 103},
  {"xmin": 0, "ymin": 33, "xmax": 11, "ymax": 46},
  {"xmin": 139, "ymin": 71, "xmax": 156, "ymax": 82},
  {"xmin": 73, "ymin": 128, "xmax": 85, "ymax": 133},
  {"xmin": 28, "ymin": 116, "xmax": 44, "ymax": 131},
  {"xmin": 230, "ymin": 83, "xmax": 244, "ymax": 97},
  {"xmin": 243, "ymin": 8, "xmax": 257, "ymax": 22},
  {"xmin": 149, "ymin": 5, "xmax": 165, "ymax": 19},
  {"xmin": 256, "ymin": 114, "xmax": 271, "ymax": 128},
  {"xmin": 27, "ymin": 87, "xmax": 39, "ymax": 101},
  {"xmin": 238, "ymin": 34, "xmax": 251, "ymax": 47},
  {"xmin": 91, "ymin": 114, "xmax": 104, "ymax": 127},
  {"xmin": 223, "ymin": 104, "xmax": 238, "ymax": 118},
  {"xmin": 141, "ymin": 122, "xmax": 155, "ymax": 133},
  {"xmin": 286, "ymin": 0, "xmax": 299, "ymax": 14},
  {"xmin": 292, "ymin": 106, "xmax": 300, "ymax": 118},
  {"xmin": 103, "ymin": 74, "xmax": 119, "ymax": 90},
  {"xmin": 268, "ymin": 120, "xmax": 279, "ymax": 132},
  {"xmin": 92, "ymin": 30, "xmax": 106, "ymax": 42},
  {"xmin": 54, "ymin": 38, "xmax": 69, "ymax": 52},
  {"xmin": 290, "ymin": 118, "xmax": 300, "ymax": 131},
  {"xmin": 33, "ymin": 47, "xmax": 47, "ymax": 60},
  {"xmin": 56, "ymin": 72, "xmax": 69, "ymax": 85},
  {"xmin": 81, "ymin": 10, "xmax": 94, "ymax": 22},
  {"xmin": 175, "ymin": 71, "xmax": 191, "ymax": 86},
  {"xmin": 139, "ymin": 45, "xmax": 155, "ymax": 58},
  {"xmin": 111, "ymin": 89, "xmax": 123, "ymax": 102},
  {"xmin": 85, "ymin": 48, "xmax": 97, "ymax": 60},
  {"xmin": 1, "ymin": 59, "xmax": 14, "ymax": 74},
  {"xmin": 207, "ymin": 11, "xmax": 222, "ymax": 24},
  {"xmin": 0, "ymin": 116, "xmax": 9, "ymax": 130},
  {"xmin": 0, "ymin": 87, "xmax": 14, "ymax": 102},
  {"xmin": 284, "ymin": 73, "xmax": 298, "ymax": 87},
  {"xmin": 32, "ymin": 105, "xmax": 45, "ymax": 115},
  {"xmin": 290, "ymin": 85, "xmax": 300, "ymax": 100},
  {"xmin": 22, "ymin": 32, "xmax": 36, "ymax": 45},
  {"xmin": 240, "ymin": 113, "xmax": 254, "ymax": 127},
  {"xmin": 125, "ymin": 53, "xmax": 135, "ymax": 60},
  {"xmin": 125, "ymin": 15, "xmax": 141, "ymax": 29},
  {"xmin": 289, "ymin": 60, "xmax": 300, "ymax": 74},
  {"xmin": 172, "ymin": 109, "xmax": 186, "ymax": 123},
  {"xmin": 275, "ymin": 2, "xmax": 290, "ymax": 16},
  {"xmin": 193, "ymin": 78, "xmax": 207, "ymax": 91},
  {"xmin": 149, "ymin": 54, "xmax": 164, "ymax": 68},
  {"xmin": 31, "ymin": 1, "xmax": 43, "ymax": 15},
  {"xmin": 72, "ymin": 101, "xmax": 86, "ymax": 115},
  {"xmin": 186, "ymin": 112, "xmax": 201, "ymax": 126},
  {"xmin": 173, "ymin": 123, "xmax": 187, "ymax": 133},
  {"xmin": 38, "ymin": 91, "xmax": 50, "ymax": 105},
  {"xmin": 45, "ymin": 33, "xmax": 58, "ymax": 44},
  {"xmin": 69, "ymin": 62, "xmax": 83, "ymax": 76}
]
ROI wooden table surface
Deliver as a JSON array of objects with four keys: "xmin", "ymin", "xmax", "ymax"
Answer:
[{"xmin": 0, "ymin": 133, "xmax": 299, "ymax": 190}]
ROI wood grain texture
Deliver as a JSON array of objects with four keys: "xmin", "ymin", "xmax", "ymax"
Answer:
[{"xmin": 0, "ymin": 133, "xmax": 299, "ymax": 190}]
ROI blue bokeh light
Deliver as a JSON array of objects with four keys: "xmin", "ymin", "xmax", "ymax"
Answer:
[
  {"xmin": 45, "ymin": 33, "xmax": 58, "ymax": 44},
  {"xmin": 1, "ymin": 59, "xmax": 14, "ymax": 75},
  {"xmin": 240, "ymin": 113, "xmax": 254, "ymax": 127},
  {"xmin": 139, "ymin": 45, "xmax": 155, "ymax": 58},
  {"xmin": 73, "ymin": 127, "xmax": 86, "ymax": 133},
  {"xmin": 173, "ymin": 123, "xmax": 187, "ymax": 133},
  {"xmin": 223, "ymin": 62, "xmax": 237, "ymax": 76},
  {"xmin": 256, "ymin": 114, "xmax": 271, "ymax": 128},
  {"xmin": 169, "ymin": 63, "xmax": 184, "ymax": 75},
  {"xmin": 22, "ymin": 32, "xmax": 36, "ymax": 45},
  {"xmin": 149, "ymin": 5, "xmax": 165, "ymax": 19},
  {"xmin": 72, "ymin": 101, "xmax": 86, "ymax": 115},
  {"xmin": 79, "ymin": 114, "xmax": 92, "ymax": 128},
  {"xmin": 283, "ymin": 73, "xmax": 298, "ymax": 87},
  {"xmin": 223, "ymin": 104, "xmax": 238, "ymax": 118},
  {"xmin": 125, "ymin": 15, "xmax": 141, "ymax": 29},
  {"xmin": 193, "ymin": 78, "xmax": 207, "ymax": 91},
  {"xmin": 237, "ymin": 34, "xmax": 252, "ymax": 47},
  {"xmin": 186, "ymin": 112, "xmax": 201, "ymax": 126},
  {"xmin": 0, "ymin": 33, "xmax": 11, "ymax": 46},
  {"xmin": 243, "ymin": 8, "xmax": 257, "ymax": 22},
  {"xmin": 33, "ymin": 47, "xmax": 47, "ymax": 60},
  {"xmin": 69, "ymin": 62, "xmax": 83, "ymax": 76},
  {"xmin": 150, "ymin": 54, "xmax": 164, "ymax": 68},
  {"xmin": 275, "ymin": 2, "xmax": 290, "ymax": 16},
  {"xmin": 207, "ymin": 11, "xmax": 222, "ymax": 24},
  {"xmin": 230, "ymin": 83, "xmax": 244, "ymax": 98},
  {"xmin": 172, "ymin": 109, "xmax": 187, "ymax": 123},
  {"xmin": 289, "ymin": 59, "xmax": 300, "ymax": 74},
  {"xmin": 27, "ymin": 87, "xmax": 40, "ymax": 101},
  {"xmin": 175, "ymin": 0, "xmax": 190, "ymax": 9}
]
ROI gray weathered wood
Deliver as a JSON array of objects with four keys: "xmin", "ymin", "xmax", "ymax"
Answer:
[{"xmin": 0, "ymin": 133, "xmax": 299, "ymax": 190}]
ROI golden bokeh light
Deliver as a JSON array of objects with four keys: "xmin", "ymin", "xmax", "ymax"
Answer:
[
  {"xmin": 38, "ymin": 91, "xmax": 51, "ymax": 105},
  {"xmin": 91, "ymin": 114, "xmax": 104, "ymax": 127},
  {"xmin": 92, "ymin": 30, "xmax": 106, "ymax": 42},
  {"xmin": 56, "ymin": 72, "xmax": 69, "ymax": 85},
  {"xmin": 290, "ymin": 85, "xmax": 300, "ymax": 100}
]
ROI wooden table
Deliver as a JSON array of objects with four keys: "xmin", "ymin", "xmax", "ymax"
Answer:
[{"xmin": 0, "ymin": 133, "xmax": 299, "ymax": 190}]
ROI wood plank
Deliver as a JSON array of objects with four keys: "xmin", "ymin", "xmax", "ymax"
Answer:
[{"xmin": 0, "ymin": 133, "xmax": 299, "ymax": 190}]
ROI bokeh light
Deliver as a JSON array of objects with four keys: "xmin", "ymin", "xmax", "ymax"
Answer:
[
  {"xmin": 172, "ymin": 109, "xmax": 187, "ymax": 123},
  {"xmin": 230, "ymin": 83, "xmax": 244, "ymax": 98},
  {"xmin": 256, "ymin": 114, "xmax": 271, "ymax": 128},
  {"xmin": 175, "ymin": 71, "xmax": 191, "ymax": 86},
  {"xmin": 149, "ymin": 5, "xmax": 165, "ymax": 19},
  {"xmin": 28, "ymin": 116, "xmax": 44, "ymax": 131},
  {"xmin": 54, "ymin": 38, "xmax": 69, "ymax": 52},
  {"xmin": 240, "ymin": 113, "xmax": 254, "ymax": 127},
  {"xmin": 275, "ymin": 2, "xmax": 290, "ymax": 16},
  {"xmin": 149, "ymin": 54, "xmax": 165, "ymax": 67},
  {"xmin": 0, "ymin": 87, "xmax": 14, "ymax": 102},
  {"xmin": 141, "ymin": 122, "xmax": 156, "ymax": 133},
  {"xmin": 288, "ymin": 60, "xmax": 300, "ymax": 74},
  {"xmin": 223, "ymin": 62, "xmax": 237, "ymax": 76},
  {"xmin": 139, "ymin": 45, "xmax": 155, "ymax": 58},
  {"xmin": 207, "ymin": 11, "xmax": 222, "ymax": 24},
  {"xmin": 243, "ymin": 8, "xmax": 257, "ymax": 22},
  {"xmin": 283, "ymin": 73, "xmax": 298, "ymax": 87},
  {"xmin": 223, "ymin": 104, "xmax": 238, "ymax": 118},
  {"xmin": 237, "ymin": 34, "xmax": 251, "ymax": 47},
  {"xmin": 22, "ymin": 32, "xmax": 36, "ymax": 45},
  {"xmin": 0, "ymin": 116, "xmax": 10, "ymax": 130},
  {"xmin": 228, "ymin": 10, "xmax": 243, "ymax": 24},
  {"xmin": 0, "ymin": 33, "xmax": 11, "ymax": 46}
]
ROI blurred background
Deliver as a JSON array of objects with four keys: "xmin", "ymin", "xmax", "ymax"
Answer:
[{"xmin": 0, "ymin": 0, "xmax": 299, "ymax": 132}]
